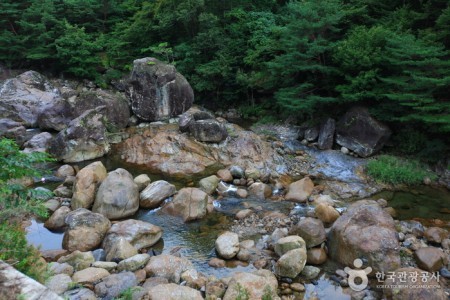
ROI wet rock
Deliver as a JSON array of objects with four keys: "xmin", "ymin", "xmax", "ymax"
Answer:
[
  {"xmin": 117, "ymin": 253, "xmax": 151, "ymax": 272},
  {"xmin": 414, "ymin": 247, "xmax": 447, "ymax": 272},
  {"xmin": 290, "ymin": 283, "xmax": 305, "ymax": 292},
  {"xmin": 45, "ymin": 274, "xmax": 72, "ymax": 295},
  {"xmin": 336, "ymin": 107, "xmax": 391, "ymax": 157},
  {"xmin": 318, "ymin": 118, "xmax": 335, "ymax": 150},
  {"xmin": 72, "ymin": 267, "xmax": 110, "ymax": 284},
  {"xmin": 102, "ymin": 219, "xmax": 162, "ymax": 252},
  {"xmin": 23, "ymin": 132, "xmax": 53, "ymax": 153},
  {"xmin": 0, "ymin": 71, "xmax": 64, "ymax": 127},
  {"xmin": 94, "ymin": 272, "xmax": 137, "ymax": 300},
  {"xmin": 285, "ymin": 177, "xmax": 314, "ymax": 203},
  {"xmin": 145, "ymin": 283, "xmax": 202, "ymax": 300},
  {"xmin": 45, "ymin": 206, "xmax": 71, "ymax": 231},
  {"xmin": 289, "ymin": 217, "xmax": 326, "ymax": 248},
  {"xmin": 92, "ymin": 249, "xmax": 106, "ymax": 261},
  {"xmin": 71, "ymin": 161, "xmax": 107, "ymax": 210},
  {"xmin": 140, "ymin": 180, "xmax": 176, "ymax": 209},
  {"xmin": 190, "ymin": 119, "xmax": 228, "ymax": 143},
  {"xmin": 62, "ymin": 208, "xmax": 111, "ymax": 252},
  {"xmin": 144, "ymin": 254, "xmax": 194, "ymax": 283},
  {"xmin": 209, "ymin": 258, "xmax": 226, "ymax": 268},
  {"xmin": 314, "ymin": 203, "xmax": 340, "ymax": 224},
  {"xmin": 235, "ymin": 209, "xmax": 253, "ymax": 220},
  {"xmin": 63, "ymin": 288, "xmax": 96, "ymax": 300},
  {"xmin": 57, "ymin": 250, "xmax": 94, "ymax": 271},
  {"xmin": 424, "ymin": 227, "xmax": 449, "ymax": 244},
  {"xmin": 274, "ymin": 236, "xmax": 307, "ymax": 257},
  {"xmin": 223, "ymin": 270, "xmax": 279, "ymax": 300},
  {"xmin": 49, "ymin": 107, "xmax": 110, "ymax": 162},
  {"xmin": 329, "ymin": 201, "xmax": 400, "ymax": 273},
  {"xmin": 162, "ymin": 187, "xmax": 208, "ymax": 222},
  {"xmin": 236, "ymin": 188, "xmax": 248, "ymax": 198},
  {"xmin": 134, "ymin": 174, "xmax": 151, "ymax": 192},
  {"xmin": 105, "ymin": 238, "xmax": 138, "ymax": 262},
  {"xmin": 248, "ymin": 182, "xmax": 272, "ymax": 199},
  {"xmin": 301, "ymin": 265, "xmax": 321, "ymax": 280},
  {"xmin": 306, "ymin": 248, "xmax": 327, "ymax": 265},
  {"xmin": 230, "ymin": 165, "xmax": 245, "ymax": 179},
  {"xmin": 199, "ymin": 175, "xmax": 220, "ymax": 195},
  {"xmin": 383, "ymin": 267, "xmax": 446, "ymax": 300},
  {"xmin": 93, "ymin": 168, "xmax": 139, "ymax": 220},
  {"xmin": 275, "ymin": 248, "xmax": 307, "ymax": 278},
  {"xmin": 125, "ymin": 57, "xmax": 194, "ymax": 121},
  {"xmin": 215, "ymin": 231, "xmax": 240, "ymax": 259},
  {"xmin": 217, "ymin": 169, "xmax": 233, "ymax": 182}
]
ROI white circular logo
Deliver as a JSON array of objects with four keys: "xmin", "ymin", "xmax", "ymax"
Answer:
[{"xmin": 344, "ymin": 258, "xmax": 372, "ymax": 291}]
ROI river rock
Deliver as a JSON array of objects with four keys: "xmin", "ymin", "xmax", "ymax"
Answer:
[
  {"xmin": 116, "ymin": 124, "xmax": 286, "ymax": 179},
  {"xmin": 285, "ymin": 177, "xmax": 314, "ymax": 202},
  {"xmin": 248, "ymin": 182, "xmax": 272, "ymax": 199},
  {"xmin": 102, "ymin": 219, "xmax": 162, "ymax": 252},
  {"xmin": 94, "ymin": 272, "xmax": 137, "ymax": 300},
  {"xmin": 274, "ymin": 236, "xmax": 307, "ymax": 257},
  {"xmin": 93, "ymin": 168, "xmax": 139, "ymax": 220},
  {"xmin": 275, "ymin": 248, "xmax": 307, "ymax": 278},
  {"xmin": 91, "ymin": 261, "xmax": 117, "ymax": 272},
  {"xmin": 215, "ymin": 231, "xmax": 240, "ymax": 259},
  {"xmin": 314, "ymin": 203, "xmax": 340, "ymax": 224},
  {"xmin": 72, "ymin": 267, "xmax": 110, "ymax": 284},
  {"xmin": 424, "ymin": 227, "xmax": 449, "ymax": 244},
  {"xmin": 142, "ymin": 277, "xmax": 170, "ymax": 290},
  {"xmin": 217, "ymin": 169, "xmax": 233, "ymax": 182},
  {"xmin": 140, "ymin": 180, "xmax": 176, "ymax": 208},
  {"xmin": 383, "ymin": 267, "xmax": 446, "ymax": 300},
  {"xmin": 328, "ymin": 201, "xmax": 400, "ymax": 273},
  {"xmin": 301, "ymin": 265, "xmax": 321, "ymax": 279},
  {"xmin": 189, "ymin": 119, "xmax": 228, "ymax": 143},
  {"xmin": 0, "ymin": 118, "xmax": 27, "ymax": 145},
  {"xmin": 336, "ymin": 107, "xmax": 391, "ymax": 157},
  {"xmin": 23, "ymin": 132, "xmax": 53, "ymax": 153},
  {"xmin": 53, "ymin": 185, "xmax": 73, "ymax": 198},
  {"xmin": 41, "ymin": 250, "xmax": 69, "ymax": 262},
  {"xmin": 48, "ymin": 262, "xmax": 74, "ymax": 276},
  {"xmin": 125, "ymin": 57, "xmax": 193, "ymax": 121},
  {"xmin": 144, "ymin": 254, "xmax": 194, "ymax": 283},
  {"xmin": 305, "ymin": 126, "xmax": 319, "ymax": 142},
  {"xmin": 237, "ymin": 188, "xmax": 248, "ymax": 198},
  {"xmin": 45, "ymin": 274, "xmax": 72, "ymax": 295},
  {"xmin": 57, "ymin": 250, "xmax": 94, "ymax": 271},
  {"xmin": 206, "ymin": 280, "xmax": 227, "ymax": 299},
  {"xmin": 105, "ymin": 238, "xmax": 138, "ymax": 262},
  {"xmin": 199, "ymin": 175, "xmax": 220, "ymax": 195},
  {"xmin": 162, "ymin": 187, "xmax": 208, "ymax": 222},
  {"xmin": 307, "ymin": 248, "xmax": 327, "ymax": 265},
  {"xmin": 145, "ymin": 283, "xmax": 202, "ymax": 300},
  {"xmin": 414, "ymin": 247, "xmax": 447, "ymax": 272},
  {"xmin": 45, "ymin": 206, "xmax": 71, "ymax": 231},
  {"xmin": 318, "ymin": 118, "xmax": 335, "ymax": 150},
  {"xmin": 72, "ymin": 162, "xmax": 107, "ymax": 210},
  {"xmin": 208, "ymin": 258, "xmax": 226, "ymax": 268},
  {"xmin": 289, "ymin": 217, "xmax": 326, "ymax": 248},
  {"xmin": 49, "ymin": 107, "xmax": 110, "ymax": 162},
  {"xmin": 223, "ymin": 270, "xmax": 279, "ymax": 300},
  {"xmin": 63, "ymin": 288, "xmax": 96, "ymax": 300},
  {"xmin": 0, "ymin": 71, "xmax": 64, "ymax": 127},
  {"xmin": 134, "ymin": 174, "xmax": 151, "ymax": 192},
  {"xmin": 62, "ymin": 208, "xmax": 111, "ymax": 252},
  {"xmin": 229, "ymin": 165, "xmax": 245, "ymax": 178},
  {"xmin": 117, "ymin": 254, "xmax": 151, "ymax": 272}
]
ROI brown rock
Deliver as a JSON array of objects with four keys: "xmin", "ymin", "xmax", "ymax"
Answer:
[
  {"xmin": 285, "ymin": 177, "xmax": 314, "ymax": 202},
  {"xmin": 314, "ymin": 203, "xmax": 340, "ymax": 224},
  {"xmin": 144, "ymin": 255, "xmax": 194, "ymax": 283},
  {"xmin": 223, "ymin": 270, "xmax": 279, "ymax": 300},
  {"xmin": 248, "ymin": 182, "xmax": 272, "ymax": 199},
  {"xmin": 144, "ymin": 283, "xmax": 203, "ymax": 300},
  {"xmin": 40, "ymin": 249, "xmax": 69, "ymax": 262},
  {"xmin": 307, "ymin": 248, "xmax": 327, "ymax": 265},
  {"xmin": 289, "ymin": 217, "xmax": 326, "ymax": 248},
  {"xmin": 217, "ymin": 169, "xmax": 233, "ymax": 182},
  {"xmin": 414, "ymin": 247, "xmax": 447, "ymax": 272},
  {"xmin": 208, "ymin": 258, "xmax": 226, "ymax": 268},
  {"xmin": 162, "ymin": 187, "xmax": 208, "ymax": 222},
  {"xmin": 71, "ymin": 161, "xmax": 107, "ymax": 209},
  {"xmin": 424, "ymin": 227, "xmax": 449, "ymax": 244},
  {"xmin": 44, "ymin": 206, "xmax": 71, "ymax": 231},
  {"xmin": 72, "ymin": 267, "xmax": 110, "ymax": 284}
]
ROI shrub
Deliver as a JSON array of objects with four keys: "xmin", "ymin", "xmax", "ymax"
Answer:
[{"xmin": 366, "ymin": 155, "xmax": 436, "ymax": 185}]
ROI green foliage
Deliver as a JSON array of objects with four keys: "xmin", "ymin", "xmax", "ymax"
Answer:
[
  {"xmin": 0, "ymin": 138, "xmax": 54, "ymax": 282},
  {"xmin": 235, "ymin": 283, "xmax": 249, "ymax": 300},
  {"xmin": 114, "ymin": 287, "xmax": 139, "ymax": 300},
  {"xmin": 366, "ymin": 155, "xmax": 436, "ymax": 185}
]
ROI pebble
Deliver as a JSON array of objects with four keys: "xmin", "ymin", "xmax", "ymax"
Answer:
[
  {"xmin": 398, "ymin": 232, "xmax": 405, "ymax": 242},
  {"xmin": 290, "ymin": 283, "xmax": 305, "ymax": 292}
]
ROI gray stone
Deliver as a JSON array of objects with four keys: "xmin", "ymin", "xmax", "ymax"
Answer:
[
  {"xmin": 318, "ymin": 118, "xmax": 335, "ymax": 150},
  {"xmin": 117, "ymin": 254, "xmax": 151, "ymax": 272},
  {"xmin": 144, "ymin": 254, "xmax": 194, "ymax": 283},
  {"xmin": 215, "ymin": 231, "xmax": 240, "ymax": 259},
  {"xmin": 190, "ymin": 119, "xmax": 228, "ymax": 143},
  {"xmin": 63, "ymin": 288, "xmax": 96, "ymax": 300},
  {"xmin": 94, "ymin": 272, "xmax": 137, "ymax": 300},
  {"xmin": 289, "ymin": 217, "xmax": 326, "ymax": 248},
  {"xmin": 140, "ymin": 180, "xmax": 176, "ymax": 209},
  {"xmin": 45, "ymin": 274, "xmax": 72, "ymax": 295},
  {"xmin": 275, "ymin": 248, "xmax": 307, "ymax": 278},
  {"xmin": 144, "ymin": 283, "xmax": 203, "ymax": 300}
]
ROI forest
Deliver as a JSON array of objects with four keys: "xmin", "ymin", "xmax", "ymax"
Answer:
[{"xmin": 1, "ymin": 0, "xmax": 449, "ymax": 157}]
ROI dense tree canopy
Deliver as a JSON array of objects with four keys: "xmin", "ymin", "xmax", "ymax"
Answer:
[{"xmin": 0, "ymin": 0, "xmax": 449, "ymax": 152}]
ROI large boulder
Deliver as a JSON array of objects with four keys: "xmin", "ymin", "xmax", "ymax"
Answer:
[
  {"xmin": 49, "ymin": 107, "xmax": 110, "ymax": 163},
  {"xmin": 144, "ymin": 254, "xmax": 194, "ymax": 283},
  {"xmin": 140, "ymin": 180, "xmax": 176, "ymax": 209},
  {"xmin": 336, "ymin": 107, "xmax": 391, "ymax": 157},
  {"xmin": 71, "ymin": 161, "xmax": 107, "ymax": 210},
  {"xmin": 189, "ymin": 119, "xmax": 228, "ymax": 143},
  {"xmin": 102, "ymin": 219, "xmax": 162, "ymax": 253},
  {"xmin": 0, "ymin": 71, "xmax": 64, "ymax": 127},
  {"xmin": 92, "ymin": 168, "xmax": 139, "ymax": 220},
  {"xmin": 223, "ymin": 270, "xmax": 279, "ymax": 300},
  {"xmin": 328, "ymin": 201, "xmax": 400, "ymax": 273},
  {"xmin": 62, "ymin": 208, "xmax": 111, "ymax": 252},
  {"xmin": 116, "ymin": 124, "xmax": 286, "ymax": 179},
  {"xmin": 125, "ymin": 57, "xmax": 194, "ymax": 121},
  {"xmin": 162, "ymin": 187, "xmax": 208, "ymax": 222}
]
